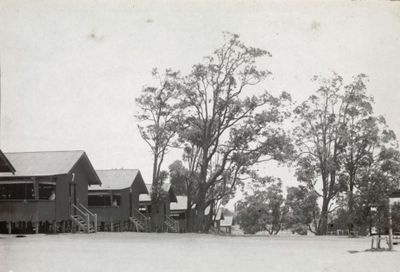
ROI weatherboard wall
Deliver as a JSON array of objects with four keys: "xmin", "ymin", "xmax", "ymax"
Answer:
[{"xmin": 0, "ymin": 157, "xmax": 94, "ymax": 223}]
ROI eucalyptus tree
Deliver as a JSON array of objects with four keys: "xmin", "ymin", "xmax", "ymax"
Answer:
[
  {"xmin": 135, "ymin": 69, "xmax": 181, "ymax": 227},
  {"xmin": 293, "ymin": 74, "xmax": 347, "ymax": 234},
  {"xmin": 178, "ymin": 33, "xmax": 293, "ymax": 231},
  {"xmin": 339, "ymin": 75, "xmax": 397, "ymax": 231},
  {"xmin": 352, "ymin": 146, "xmax": 400, "ymax": 234},
  {"xmin": 293, "ymin": 73, "xmax": 398, "ymax": 234},
  {"xmin": 236, "ymin": 178, "xmax": 287, "ymax": 235},
  {"xmin": 285, "ymin": 186, "xmax": 320, "ymax": 234}
]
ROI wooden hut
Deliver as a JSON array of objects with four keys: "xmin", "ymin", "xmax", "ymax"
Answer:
[
  {"xmin": 88, "ymin": 169, "xmax": 149, "ymax": 232},
  {"xmin": 170, "ymin": 196, "xmax": 197, "ymax": 232},
  {"xmin": 0, "ymin": 150, "xmax": 101, "ymax": 234},
  {"xmin": 139, "ymin": 183, "xmax": 178, "ymax": 232},
  {"xmin": 170, "ymin": 196, "xmax": 188, "ymax": 232}
]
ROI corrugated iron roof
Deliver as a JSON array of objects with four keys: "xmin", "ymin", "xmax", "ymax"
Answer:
[
  {"xmin": 89, "ymin": 169, "xmax": 148, "ymax": 194},
  {"xmin": 0, "ymin": 150, "xmax": 101, "ymax": 185},
  {"xmin": 170, "ymin": 196, "xmax": 188, "ymax": 211}
]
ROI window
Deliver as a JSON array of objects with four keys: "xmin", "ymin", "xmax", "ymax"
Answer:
[
  {"xmin": 171, "ymin": 212, "xmax": 185, "ymax": 220},
  {"xmin": 139, "ymin": 204, "xmax": 151, "ymax": 213},
  {"xmin": 39, "ymin": 184, "xmax": 56, "ymax": 200},
  {"xmin": 112, "ymin": 195, "xmax": 121, "ymax": 206},
  {"xmin": 88, "ymin": 194, "xmax": 111, "ymax": 206},
  {"xmin": 0, "ymin": 183, "xmax": 35, "ymax": 200}
]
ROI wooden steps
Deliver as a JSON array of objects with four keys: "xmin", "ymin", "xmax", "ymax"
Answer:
[
  {"xmin": 130, "ymin": 209, "xmax": 150, "ymax": 232},
  {"xmin": 164, "ymin": 216, "xmax": 179, "ymax": 233},
  {"xmin": 70, "ymin": 202, "xmax": 97, "ymax": 234}
]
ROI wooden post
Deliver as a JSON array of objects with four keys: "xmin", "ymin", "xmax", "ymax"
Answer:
[
  {"xmin": 111, "ymin": 218, "xmax": 114, "ymax": 232},
  {"xmin": 388, "ymin": 203, "xmax": 393, "ymax": 251},
  {"xmin": 94, "ymin": 214, "xmax": 97, "ymax": 233},
  {"xmin": 53, "ymin": 220, "xmax": 57, "ymax": 234},
  {"xmin": 33, "ymin": 177, "xmax": 38, "ymax": 200},
  {"xmin": 62, "ymin": 221, "xmax": 66, "ymax": 233},
  {"xmin": 7, "ymin": 221, "xmax": 12, "ymax": 234},
  {"xmin": 35, "ymin": 222, "xmax": 39, "ymax": 234}
]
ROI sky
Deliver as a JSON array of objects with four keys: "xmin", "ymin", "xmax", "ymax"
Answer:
[{"xmin": 0, "ymin": 0, "xmax": 400, "ymax": 201}]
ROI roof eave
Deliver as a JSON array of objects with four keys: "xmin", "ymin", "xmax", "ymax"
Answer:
[
  {"xmin": 0, "ymin": 150, "xmax": 16, "ymax": 174},
  {"xmin": 68, "ymin": 152, "xmax": 102, "ymax": 185},
  {"xmin": 134, "ymin": 171, "xmax": 149, "ymax": 194}
]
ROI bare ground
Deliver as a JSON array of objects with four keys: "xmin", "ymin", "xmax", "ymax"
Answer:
[{"xmin": 1, "ymin": 233, "xmax": 399, "ymax": 272}]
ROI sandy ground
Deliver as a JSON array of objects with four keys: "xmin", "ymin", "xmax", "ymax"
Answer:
[{"xmin": 1, "ymin": 233, "xmax": 399, "ymax": 272}]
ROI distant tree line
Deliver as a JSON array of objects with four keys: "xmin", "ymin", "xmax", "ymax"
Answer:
[{"xmin": 135, "ymin": 32, "xmax": 400, "ymax": 234}]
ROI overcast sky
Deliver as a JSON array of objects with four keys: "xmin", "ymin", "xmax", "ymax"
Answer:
[{"xmin": 1, "ymin": 0, "xmax": 400, "ymax": 196}]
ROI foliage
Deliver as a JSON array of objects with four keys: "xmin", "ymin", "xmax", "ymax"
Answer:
[
  {"xmin": 135, "ymin": 69, "xmax": 181, "ymax": 200},
  {"xmin": 284, "ymin": 186, "xmax": 320, "ymax": 235},
  {"xmin": 324, "ymin": 146, "xmax": 400, "ymax": 235},
  {"xmin": 236, "ymin": 179, "xmax": 287, "ymax": 235},
  {"xmin": 169, "ymin": 160, "xmax": 191, "ymax": 196},
  {"xmin": 292, "ymin": 73, "xmax": 398, "ymax": 234},
  {"xmin": 150, "ymin": 170, "xmax": 170, "ymax": 205},
  {"xmin": 351, "ymin": 147, "xmax": 400, "ymax": 233},
  {"xmin": 176, "ymin": 32, "xmax": 293, "ymax": 231}
]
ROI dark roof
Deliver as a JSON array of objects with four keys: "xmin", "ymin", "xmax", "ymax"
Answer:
[
  {"xmin": 0, "ymin": 150, "xmax": 15, "ymax": 173},
  {"xmin": 0, "ymin": 150, "xmax": 101, "ymax": 185},
  {"xmin": 89, "ymin": 169, "xmax": 148, "ymax": 194}
]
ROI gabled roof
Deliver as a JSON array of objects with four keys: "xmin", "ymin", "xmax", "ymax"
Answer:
[
  {"xmin": 170, "ymin": 196, "xmax": 188, "ymax": 211},
  {"xmin": 0, "ymin": 150, "xmax": 15, "ymax": 173},
  {"xmin": 89, "ymin": 169, "xmax": 148, "ymax": 194},
  {"xmin": 139, "ymin": 183, "xmax": 177, "ymax": 202},
  {"xmin": 0, "ymin": 150, "xmax": 101, "ymax": 185}
]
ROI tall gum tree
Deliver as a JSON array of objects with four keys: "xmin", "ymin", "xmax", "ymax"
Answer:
[
  {"xmin": 339, "ymin": 75, "xmax": 397, "ymax": 232},
  {"xmin": 293, "ymin": 73, "xmax": 398, "ymax": 235},
  {"xmin": 135, "ymin": 69, "xmax": 181, "ymax": 229},
  {"xmin": 294, "ymin": 74, "xmax": 349, "ymax": 235},
  {"xmin": 178, "ymin": 33, "xmax": 293, "ymax": 232}
]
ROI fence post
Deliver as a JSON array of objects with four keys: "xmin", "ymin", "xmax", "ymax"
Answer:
[
  {"xmin": 94, "ymin": 214, "xmax": 98, "ymax": 233},
  {"xmin": 87, "ymin": 213, "xmax": 90, "ymax": 233}
]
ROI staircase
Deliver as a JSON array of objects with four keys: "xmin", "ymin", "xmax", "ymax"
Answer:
[
  {"xmin": 165, "ymin": 215, "xmax": 179, "ymax": 233},
  {"xmin": 130, "ymin": 209, "xmax": 150, "ymax": 232},
  {"xmin": 71, "ymin": 202, "xmax": 98, "ymax": 233}
]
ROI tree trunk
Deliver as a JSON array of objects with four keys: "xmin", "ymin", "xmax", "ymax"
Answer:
[
  {"xmin": 347, "ymin": 176, "xmax": 355, "ymax": 233},
  {"xmin": 205, "ymin": 201, "xmax": 215, "ymax": 232},
  {"xmin": 196, "ymin": 204, "xmax": 206, "ymax": 233},
  {"xmin": 195, "ymin": 145, "xmax": 209, "ymax": 233},
  {"xmin": 186, "ymin": 194, "xmax": 192, "ymax": 232},
  {"xmin": 151, "ymin": 151, "xmax": 159, "ymax": 232},
  {"xmin": 195, "ymin": 184, "xmax": 207, "ymax": 232},
  {"xmin": 318, "ymin": 197, "xmax": 329, "ymax": 235}
]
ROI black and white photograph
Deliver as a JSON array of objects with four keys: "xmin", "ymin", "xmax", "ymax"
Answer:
[{"xmin": 1, "ymin": 0, "xmax": 400, "ymax": 271}]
